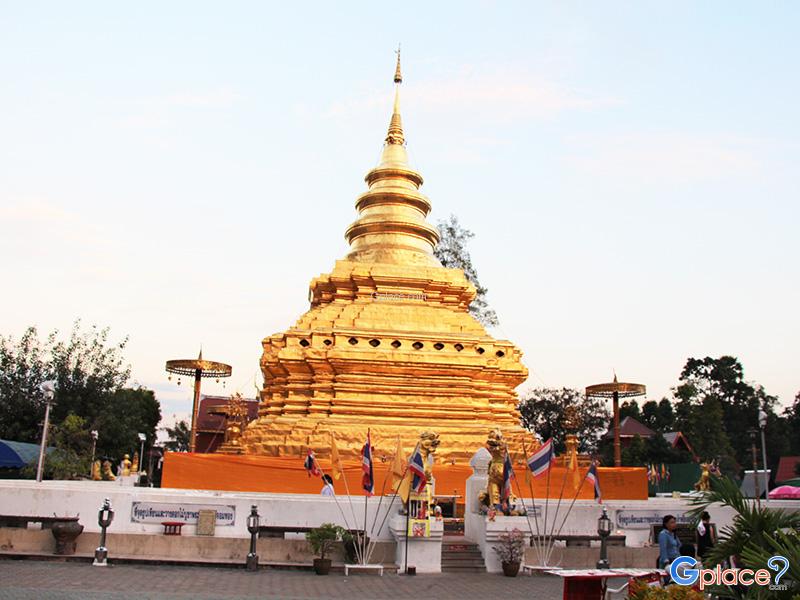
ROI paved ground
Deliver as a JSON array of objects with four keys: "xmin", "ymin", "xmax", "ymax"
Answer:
[{"xmin": 0, "ymin": 560, "xmax": 564, "ymax": 600}]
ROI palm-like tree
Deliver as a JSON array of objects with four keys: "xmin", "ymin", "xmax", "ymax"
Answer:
[{"xmin": 688, "ymin": 476, "xmax": 799, "ymax": 598}]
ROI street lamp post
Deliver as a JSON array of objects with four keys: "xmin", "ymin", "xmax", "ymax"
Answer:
[
  {"xmin": 758, "ymin": 410, "xmax": 769, "ymax": 504},
  {"xmin": 93, "ymin": 498, "xmax": 115, "ymax": 566},
  {"xmin": 246, "ymin": 505, "xmax": 260, "ymax": 571},
  {"xmin": 138, "ymin": 432, "xmax": 146, "ymax": 483},
  {"xmin": 748, "ymin": 429, "xmax": 761, "ymax": 509},
  {"xmin": 89, "ymin": 430, "xmax": 99, "ymax": 477},
  {"xmin": 596, "ymin": 506, "xmax": 612, "ymax": 569},
  {"xmin": 36, "ymin": 380, "xmax": 56, "ymax": 483}
]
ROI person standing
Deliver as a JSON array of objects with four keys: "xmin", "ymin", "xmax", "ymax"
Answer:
[
  {"xmin": 320, "ymin": 474, "xmax": 335, "ymax": 496},
  {"xmin": 696, "ymin": 511, "xmax": 715, "ymax": 560},
  {"xmin": 658, "ymin": 514, "xmax": 681, "ymax": 568}
]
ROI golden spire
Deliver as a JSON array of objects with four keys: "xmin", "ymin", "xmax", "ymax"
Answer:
[
  {"xmin": 385, "ymin": 45, "xmax": 404, "ymax": 145},
  {"xmin": 343, "ymin": 48, "xmax": 441, "ymax": 266}
]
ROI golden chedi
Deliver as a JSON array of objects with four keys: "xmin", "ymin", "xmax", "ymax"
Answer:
[{"xmin": 235, "ymin": 53, "xmax": 529, "ymax": 463}]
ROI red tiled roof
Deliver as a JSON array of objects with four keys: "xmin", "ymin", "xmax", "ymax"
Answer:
[
  {"xmin": 776, "ymin": 456, "xmax": 800, "ymax": 483},
  {"xmin": 603, "ymin": 416, "xmax": 656, "ymax": 439}
]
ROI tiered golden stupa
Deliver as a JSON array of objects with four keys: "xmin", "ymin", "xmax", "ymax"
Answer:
[{"xmin": 235, "ymin": 53, "xmax": 530, "ymax": 463}]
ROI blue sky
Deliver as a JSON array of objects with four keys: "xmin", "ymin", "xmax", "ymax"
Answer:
[{"xmin": 1, "ymin": 2, "xmax": 798, "ymax": 425}]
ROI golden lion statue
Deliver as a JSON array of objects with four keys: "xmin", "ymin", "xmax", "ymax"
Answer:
[
  {"xmin": 479, "ymin": 429, "xmax": 509, "ymax": 509},
  {"xmin": 418, "ymin": 431, "xmax": 440, "ymax": 480}
]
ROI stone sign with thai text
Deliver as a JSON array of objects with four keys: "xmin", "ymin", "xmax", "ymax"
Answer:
[
  {"xmin": 615, "ymin": 510, "xmax": 691, "ymax": 530},
  {"xmin": 131, "ymin": 502, "xmax": 235, "ymax": 526}
]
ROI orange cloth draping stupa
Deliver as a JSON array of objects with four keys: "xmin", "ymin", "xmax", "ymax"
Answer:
[
  {"xmin": 162, "ymin": 453, "xmax": 648, "ymax": 501},
  {"xmin": 225, "ymin": 53, "xmax": 529, "ymax": 464}
]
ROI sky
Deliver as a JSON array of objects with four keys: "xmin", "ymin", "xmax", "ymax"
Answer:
[{"xmin": 1, "ymin": 2, "xmax": 798, "ymax": 427}]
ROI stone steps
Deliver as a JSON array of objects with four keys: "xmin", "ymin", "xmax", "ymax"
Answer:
[{"xmin": 440, "ymin": 540, "xmax": 485, "ymax": 573}]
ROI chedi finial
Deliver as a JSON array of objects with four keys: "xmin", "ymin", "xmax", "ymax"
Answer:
[
  {"xmin": 385, "ymin": 46, "xmax": 405, "ymax": 145},
  {"xmin": 394, "ymin": 45, "xmax": 402, "ymax": 84}
]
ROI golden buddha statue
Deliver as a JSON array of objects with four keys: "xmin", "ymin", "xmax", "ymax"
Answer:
[
  {"xmin": 120, "ymin": 454, "xmax": 132, "ymax": 477},
  {"xmin": 233, "ymin": 51, "xmax": 529, "ymax": 464},
  {"xmin": 131, "ymin": 451, "xmax": 140, "ymax": 474}
]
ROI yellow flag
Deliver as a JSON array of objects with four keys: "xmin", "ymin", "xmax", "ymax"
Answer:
[
  {"xmin": 391, "ymin": 436, "xmax": 406, "ymax": 487},
  {"xmin": 392, "ymin": 437, "xmax": 412, "ymax": 503},
  {"xmin": 569, "ymin": 446, "xmax": 580, "ymax": 491},
  {"xmin": 330, "ymin": 432, "xmax": 342, "ymax": 480}
]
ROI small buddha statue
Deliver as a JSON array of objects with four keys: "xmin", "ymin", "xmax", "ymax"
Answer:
[
  {"xmin": 121, "ymin": 454, "xmax": 132, "ymax": 477},
  {"xmin": 131, "ymin": 451, "xmax": 140, "ymax": 474},
  {"xmin": 91, "ymin": 460, "xmax": 102, "ymax": 481}
]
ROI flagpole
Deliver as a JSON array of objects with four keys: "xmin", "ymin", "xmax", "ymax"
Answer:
[
  {"xmin": 366, "ymin": 465, "xmax": 411, "ymax": 565},
  {"xmin": 544, "ymin": 450, "xmax": 572, "ymax": 564},
  {"xmin": 336, "ymin": 447, "xmax": 364, "ymax": 564},
  {"xmin": 511, "ymin": 447, "xmax": 542, "ymax": 566},
  {"xmin": 551, "ymin": 462, "xmax": 598, "ymax": 548},
  {"xmin": 542, "ymin": 440, "xmax": 554, "ymax": 565},
  {"xmin": 312, "ymin": 455, "xmax": 354, "ymax": 535},
  {"xmin": 403, "ymin": 492, "xmax": 411, "ymax": 574},
  {"xmin": 521, "ymin": 437, "xmax": 546, "ymax": 565}
]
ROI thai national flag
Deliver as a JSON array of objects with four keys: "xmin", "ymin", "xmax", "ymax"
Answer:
[
  {"xmin": 361, "ymin": 430, "xmax": 374, "ymax": 496},
  {"xmin": 408, "ymin": 446, "xmax": 427, "ymax": 494},
  {"xmin": 526, "ymin": 438, "xmax": 554, "ymax": 477},
  {"xmin": 304, "ymin": 449, "xmax": 320, "ymax": 477},
  {"xmin": 501, "ymin": 452, "xmax": 514, "ymax": 501},
  {"xmin": 586, "ymin": 462, "xmax": 602, "ymax": 503}
]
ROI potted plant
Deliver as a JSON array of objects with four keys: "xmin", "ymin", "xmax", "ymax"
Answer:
[
  {"xmin": 306, "ymin": 523, "xmax": 343, "ymax": 575},
  {"xmin": 492, "ymin": 528, "xmax": 525, "ymax": 577}
]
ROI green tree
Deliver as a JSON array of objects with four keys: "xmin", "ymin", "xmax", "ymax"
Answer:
[
  {"xmin": 0, "ymin": 327, "xmax": 50, "ymax": 442},
  {"xmin": 0, "ymin": 322, "xmax": 159, "ymax": 463},
  {"xmin": 45, "ymin": 413, "xmax": 93, "ymax": 480},
  {"xmin": 640, "ymin": 399, "xmax": 675, "ymax": 433},
  {"xmin": 619, "ymin": 400, "xmax": 641, "ymax": 422},
  {"xmin": 94, "ymin": 387, "xmax": 161, "ymax": 460},
  {"xmin": 675, "ymin": 356, "xmax": 784, "ymax": 472},
  {"xmin": 518, "ymin": 388, "xmax": 610, "ymax": 454},
  {"xmin": 164, "ymin": 420, "xmax": 191, "ymax": 452},
  {"xmin": 434, "ymin": 215, "xmax": 498, "ymax": 327}
]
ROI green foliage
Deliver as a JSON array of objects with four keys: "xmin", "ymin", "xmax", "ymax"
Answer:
[
  {"xmin": 0, "ymin": 327, "xmax": 51, "ymax": 442},
  {"xmin": 434, "ymin": 214, "xmax": 499, "ymax": 327},
  {"xmin": 620, "ymin": 400, "xmax": 642, "ymax": 422},
  {"xmin": 94, "ymin": 388, "xmax": 160, "ymax": 461},
  {"xmin": 164, "ymin": 420, "xmax": 191, "ymax": 452},
  {"xmin": 642, "ymin": 399, "xmax": 675, "ymax": 433},
  {"xmin": 305, "ymin": 523, "xmax": 344, "ymax": 560},
  {"xmin": 674, "ymin": 356, "xmax": 785, "ymax": 474},
  {"xmin": 740, "ymin": 529, "xmax": 800, "ymax": 599},
  {"xmin": 47, "ymin": 413, "xmax": 93, "ymax": 479},
  {"xmin": 629, "ymin": 579, "xmax": 704, "ymax": 599},
  {"xmin": 0, "ymin": 322, "xmax": 159, "ymax": 467},
  {"xmin": 518, "ymin": 387, "xmax": 610, "ymax": 453},
  {"xmin": 688, "ymin": 475, "xmax": 800, "ymax": 598}
]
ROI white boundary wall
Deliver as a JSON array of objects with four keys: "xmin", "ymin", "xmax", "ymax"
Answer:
[{"xmin": 0, "ymin": 480, "xmax": 398, "ymax": 540}]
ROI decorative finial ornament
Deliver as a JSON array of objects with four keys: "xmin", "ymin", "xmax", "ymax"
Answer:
[
  {"xmin": 394, "ymin": 45, "xmax": 402, "ymax": 84},
  {"xmin": 385, "ymin": 46, "xmax": 405, "ymax": 145}
]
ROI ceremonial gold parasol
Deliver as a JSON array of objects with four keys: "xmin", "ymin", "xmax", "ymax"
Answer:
[
  {"xmin": 586, "ymin": 375, "xmax": 646, "ymax": 467},
  {"xmin": 165, "ymin": 350, "xmax": 232, "ymax": 453}
]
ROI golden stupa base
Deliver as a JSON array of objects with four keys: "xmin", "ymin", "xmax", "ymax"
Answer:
[{"xmin": 233, "ymin": 415, "xmax": 533, "ymax": 464}]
